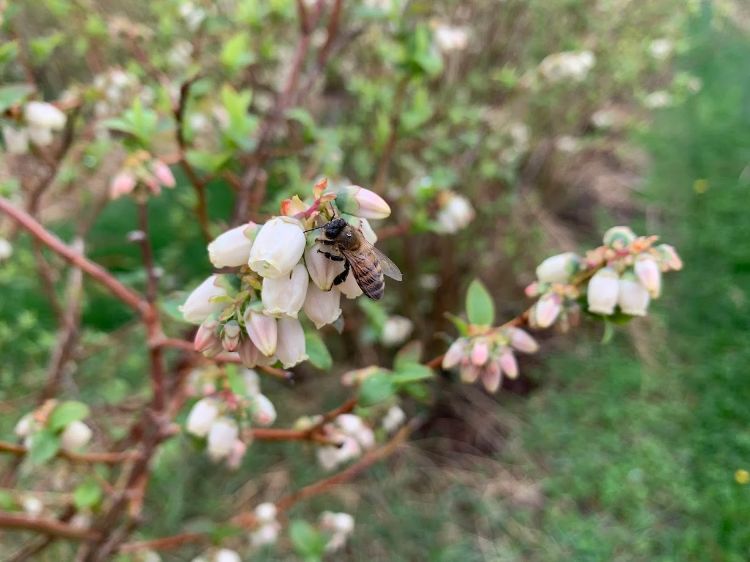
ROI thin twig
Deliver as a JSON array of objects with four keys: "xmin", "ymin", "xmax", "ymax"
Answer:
[
  {"xmin": 0, "ymin": 441, "xmax": 140, "ymax": 465},
  {"xmin": 0, "ymin": 512, "xmax": 100, "ymax": 541}
]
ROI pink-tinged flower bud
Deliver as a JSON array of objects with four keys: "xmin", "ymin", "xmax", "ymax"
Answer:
[
  {"xmin": 305, "ymin": 243, "xmax": 339, "ymax": 291},
  {"xmin": 243, "ymin": 310, "xmax": 277, "ymax": 357},
  {"xmin": 499, "ymin": 349, "xmax": 518, "ymax": 379},
  {"xmin": 533, "ymin": 293, "xmax": 562, "ymax": 328},
  {"xmin": 243, "ymin": 368, "xmax": 260, "ymax": 396},
  {"xmin": 25, "ymin": 101, "xmax": 66, "ymax": 130},
  {"xmin": 634, "ymin": 256, "xmax": 662, "ymax": 298},
  {"xmin": 655, "ymin": 244, "xmax": 683, "ymax": 271},
  {"xmin": 587, "ymin": 267, "xmax": 620, "ymax": 315},
  {"xmin": 186, "ymin": 398, "xmax": 220, "ymax": 437},
  {"xmin": 442, "ymin": 339, "xmax": 467, "ymax": 369},
  {"xmin": 60, "ymin": 421, "xmax": 93, "ymax": 451},
  {"xmin": 261, "ymin": 263, "xmax": 309, "ymax": 317},
  {"xmin": 617, "ymin": 273, "xmax": 650, "ymax": 316},
  {"xmin": 482, "ymin": 360, "xmax": 502, "ymax": 393},
  {"xmin": 460, "ymin": 363, "xmax": 480, "ymax": 383},
  {"xmin": 194, "ymin": 318, "xmax": 219, "ymax": 353},
  {"xmin": 225, "ymin": 440, "xmax": 247, "ymax": 471},
  {"xmin": 250, "ymin": 522, "xmax": 281, "ymax": 547},
  {"xmin": 109, "ymin": 171, "xmax": 137, "ymax": 200},
  {"xmin": 337, "ymin": 270, "xmax": 363, "ymax": 299},
  {"xmin": 471, "ymin": 341, "xmax": 490, "ymax": 366},
  {"xmin": 303, "ymin": 284, "xmax": 342, "ymax": 329},
  {"xmin": 222, "ymin": 320, "xmax": 241, "ymax": 352},
  {"xmin": 180, "ymin": 275, "xmax": 228, "ymax": 325},
  {"xmin": 248, "ymin": 217, "xmax": 306, "ymax": 279},
  {"xmin": 535, "ymin": 252, "xmax": 580, "ymax": 284},
  {"xmin": 2, "ymin": 126, "xmax": 29, "ymax": 155},
  {"xmin": 251, "ymin": 394, "xmax": 277, "ymax": 426},
  {"xmin": 207, "ymin": 223, "xmax": 258, "ymax": 268},
  {"xmin": 335, "ymin": 185, "xmax": 391, "ymax": 219},
  {"xmin": 321, "ymin": 511, "xmax": 355, "ymax": 535},
  {"xmin": 525, "ymin": 281, "xmax": 541, "ymax": 298},
  {"xmin": 507, "ymin": 328, "xmax": 539, "ymax": 354},
  {"xmin": 603, "ymin": 226, "xmax": 636, "ymax": 248},
  {"xmin": 151, "ymin": 160, "xmax": 176, "ymax": 188},
  {"xmin": 207, "ymin": 417, "xmax": 239, "ymax": 460},
  {"xmin": 337, "ymin": 413, "xmax": 364, "ymax": 434},
  {"xmin": 255, "ymin": 502, "xmax": 278, "ymax": 524},
  {"xmin": 275, "ymin": 317, "xmax": 308, "ymax": 368}
]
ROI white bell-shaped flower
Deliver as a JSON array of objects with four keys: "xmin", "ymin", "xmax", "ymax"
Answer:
[
  {"xmin": 618, "ymin": 273, "xmax": 650, "ymax": 316},
  {"xmin": 275, "ymin": 317, "xmax": 308, "ymax": 368},
  {"xmin": 303, "ymin": 284, "xmax": 342, "ymax": 328},
  {"xmin": 24, "ymin": 101, "xmax": 66, "ymax": 130},
  {"xmin": 248, "ymin": 217, "xmax": 306, "ymax": 278},
  {"xmin": 207, "ymin": 223, "xmax": 257, "ymax": 268},
  {"xmin": 634, "ymin": 255, "xmax": 662, "ymax": 298},
  {"xmin": 186, "ymin": 398, "xmax": 220, "ymax": 437},
  {"xmin": 180, "ymin": 275, "xmax": 228, "ymax": 325},
  {"xmin": 305, "ymin": 243, "xmax": 339, "ymax": 291},
  {"xmin": 587, "ymin": 267, "xmax": 620, "ymax": 315},
  {"xmin": 243, "ymin": 310, "xmax": 278, "ymax": 357},
  {"xmin": 535, "ymin": 252, "xmax": 580, "ymax": 284},
  {"xmin": 60, "ymin": 421, "xmax": 93, "ymax": 451},
  {"xmin": 206, "ymin": 417, "xmax": 239, "ymax": 460},
  {"xmin": 250, "ymin": 394, "xmax": 277, "ymax": 426},
  {"xmin": 261, "ymin": 263, "xmax": 309, "ymax": 317}
]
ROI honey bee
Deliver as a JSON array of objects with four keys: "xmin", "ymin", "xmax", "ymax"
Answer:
[{"xmin": 316, "ymin": 218, "xmax": 402, "ymax": 300}]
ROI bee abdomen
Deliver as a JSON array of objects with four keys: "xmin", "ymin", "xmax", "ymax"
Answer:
[{"xmin": 356, "ymin": 263, "xmax": 385, "ymax": 300}]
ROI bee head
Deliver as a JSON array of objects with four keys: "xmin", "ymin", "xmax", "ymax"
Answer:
[{"xmin": 324, "ymin": 217, "xmax": 349, "ymax": 239}]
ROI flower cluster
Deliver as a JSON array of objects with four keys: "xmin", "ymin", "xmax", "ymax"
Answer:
[
  {"xmin": 15, "ymin": 400, "xmax": 93, "ymax": 453},
  {"xmin": 442, "ymin": 326, "xmax": 539, "ymax": 393},
  {"xmin": 537, "ymin": 50, "xmax": 596, "ymax": 83},
  {"xmin": 190, "ymin": 548, "xmax": 241, "ymax": 562},
  {"xmin": 110, "ymin": 150, "xmax": 176, "ymax": 199},
  {"xmin": 319, "ymin": 511, "xmax": 355, "ymax": 552},
  {"xmin": 250, "ymin": 502, "xmax": 282, "ymax": 547},
  {"xmin": 180, "ymin": 180, "xmax": 393, "ymax": 370},
  {"xmin": 2, "ymin": 101, "xmax": 67, "ymax": 154},
  {"xmin": 526, "ymin": 226, "xmax": 682, "ymax": 328},
  {"xmin": 315, "ymin": 414, "xmax": 375, "ymax": 471},
  {"xmin": 185, "ymin": 368, "xmax": 276, "ymax": 468},
  {"xmin": 433, "ymin": 24, "xmax": 469, "ymax": 53}
]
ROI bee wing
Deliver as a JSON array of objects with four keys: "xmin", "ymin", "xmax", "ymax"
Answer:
[{"xmin": 362, "ymin": 241, "xmax": 403, "ymax": 281}]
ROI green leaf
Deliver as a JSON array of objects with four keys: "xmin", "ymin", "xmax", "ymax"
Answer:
[
  {"xmin": 73, "ymin": 479, "xmax": 103, "ymax": 509},
  {"xmin": 290, "ymin": 520, "xmax": 326, "ymax": 559},
  {"xmin": 225, "ymin": 364, "xmax": 246, "ymax": 396},
  {"xmin": 601, "ymin": 320, "xmax": 615, "ymax": 345},
  {"xmin": 0, "ymin": 490, "xmax": 16, "ymax": 510},
  {"xmin": 48, "ymin": 401, "xmax": 90, "ymax": 432},
  {"xmin": 465, "ymin": 279, "xmax": 495, "ymax": 326},
  {"xmin": 392, "ymin": 363, "xmax": 433, "ymax": 385},
  {"xmin": 0, "ymin": 83, "xmax": 33, "ymax": 113},
  {"xmin": 444, "ymin": 312, "xmax": 470, "ymax": 336},
  {"xmin": 28, "ymin": 430, "xmax": 60, "ymax": 465},
  {"xmin": 359, "ymin": 372, "xmax": 395, "ymax": 406},
  {"xmin": 393, "ymin": 341, "xmax": 422, "ymax": 371},
  {"xmin": 304, "ymin": 331, "xmax": 333, "ymax": 370},
  {"xmin": 186, "ymin": 149, "xmax": 233, "ymax": 173},
  {"xmin": 221, "ymin": 33, "xmax": 255, "ymax": 73}
]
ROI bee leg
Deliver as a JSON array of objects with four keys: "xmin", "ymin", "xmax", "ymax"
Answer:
[
  {"xmin": 317, "ymin": 249, "xmax": 344, "ymax": 262},
  {"xmin": 333, "ymin": 260, "xmax": 350, "ymax": 286}
]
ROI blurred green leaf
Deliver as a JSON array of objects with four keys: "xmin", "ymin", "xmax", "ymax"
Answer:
[
  {"xmin": 48, "ymin": 401, "xmax": 90, "ymax": 432},
  {"xmin": 221, "ymin": 33, "xmax": 255, "ymax": 73},
  {"xmin": 305, "ymin": 331, "xmax": 333, "ymax": 370},
  {"xmin": 359, "ymin": 372, "xmax": 395, "ymax": 406},
  {"xmin": 392, "ymin": 363, "xmax": 433, "ymax": 385},
  {"xmin": 186, "ymin": 149, "xmax": 233, "ymax": 173},
  {"xmin": 0, "ymin": 84, "xmax": 33, "ymax": 113},
  {"xmin": 29, "ymin": 32, "xmax": 64, "ymax": 63},
  {"xmin": 73, "ymin": 479, "xmax": 103, "ymax": 509},
  {"xmin": 465, "ymin": 279, "xmax": 494, "ymax": 326},
  {"xmin": 28, "ymin": 430, "xmax": 60, "ymax": 465},
  {"xmin": 290, "ymin": 520, "xmax": 326, "ymax": 560},
  {"xmin": 393, "ymin": 340, "xmax": 422, "ymax": 371},
  {"xmin": 225, "ymin": 364, "xmax": 246, "ymax": 396}
]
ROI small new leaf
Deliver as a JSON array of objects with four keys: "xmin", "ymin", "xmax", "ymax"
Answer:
[
  {"xmin": 48, "ymin": 401, "xmax": 90, "ymax": 432},
  {"xmin": 73, "ymin": 479, "xmax": 103, "ymax": 509},
  {"xmin": 290, "ymin": 520, "xmax": 326, "ymax": 559},
  {"xmin": 305, "ymin": 331, "xmax": 333, "ymax": 371},
  {"xmin": 466, "ymin": 279, "xmax": 495, "ymax": 326},
  {"xmin": 29, "ymin": 430, "xmax": 60, "ymax": 465},
  {"xmin": 359, "ymin": 372, "xmax": 395, "ymax": 406}
]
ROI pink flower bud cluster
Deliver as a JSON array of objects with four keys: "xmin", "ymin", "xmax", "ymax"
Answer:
[
  {"xmin": 526, "ymin": 226, "xmax": 682, "ymax": 327},
  {"xmin": 250, "ymin": 502, "xmax": 281, "ymax": 547},
  {"xmin": 180, "ymin": 180, "xmax": 393, "ymax": 371},
  {"xmin": 110, "ymin": 150, "xmax": 176, "ymax": 199},
  {"xmin": 316, "ymin": 414, "xmax": 375, "ymax": 471},
  {"xmin": 442, "ymin": 327, "xmax": 539, "ymax": 393},
  {"xmin": 184, "ymin": 368, "xmax": 276, "ymax": 468},
  {"xmin": 319, "ymin": 511, "xmax": 355, "ymax": 552}
]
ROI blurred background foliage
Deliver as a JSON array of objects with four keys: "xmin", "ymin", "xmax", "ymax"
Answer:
[{"xmin": 1, "ymin": 0, "xmax": 749, "ymax": 560}]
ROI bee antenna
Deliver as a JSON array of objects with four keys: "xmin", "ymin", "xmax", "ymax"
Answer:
[{"xmin": 304, "ymin": 225, "xmax": 324, "ymax": 233}]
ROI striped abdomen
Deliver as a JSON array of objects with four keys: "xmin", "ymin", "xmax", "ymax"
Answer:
[{"xmin": 344, "ymin": 247, "xmax": 385, "ymax": 300}]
